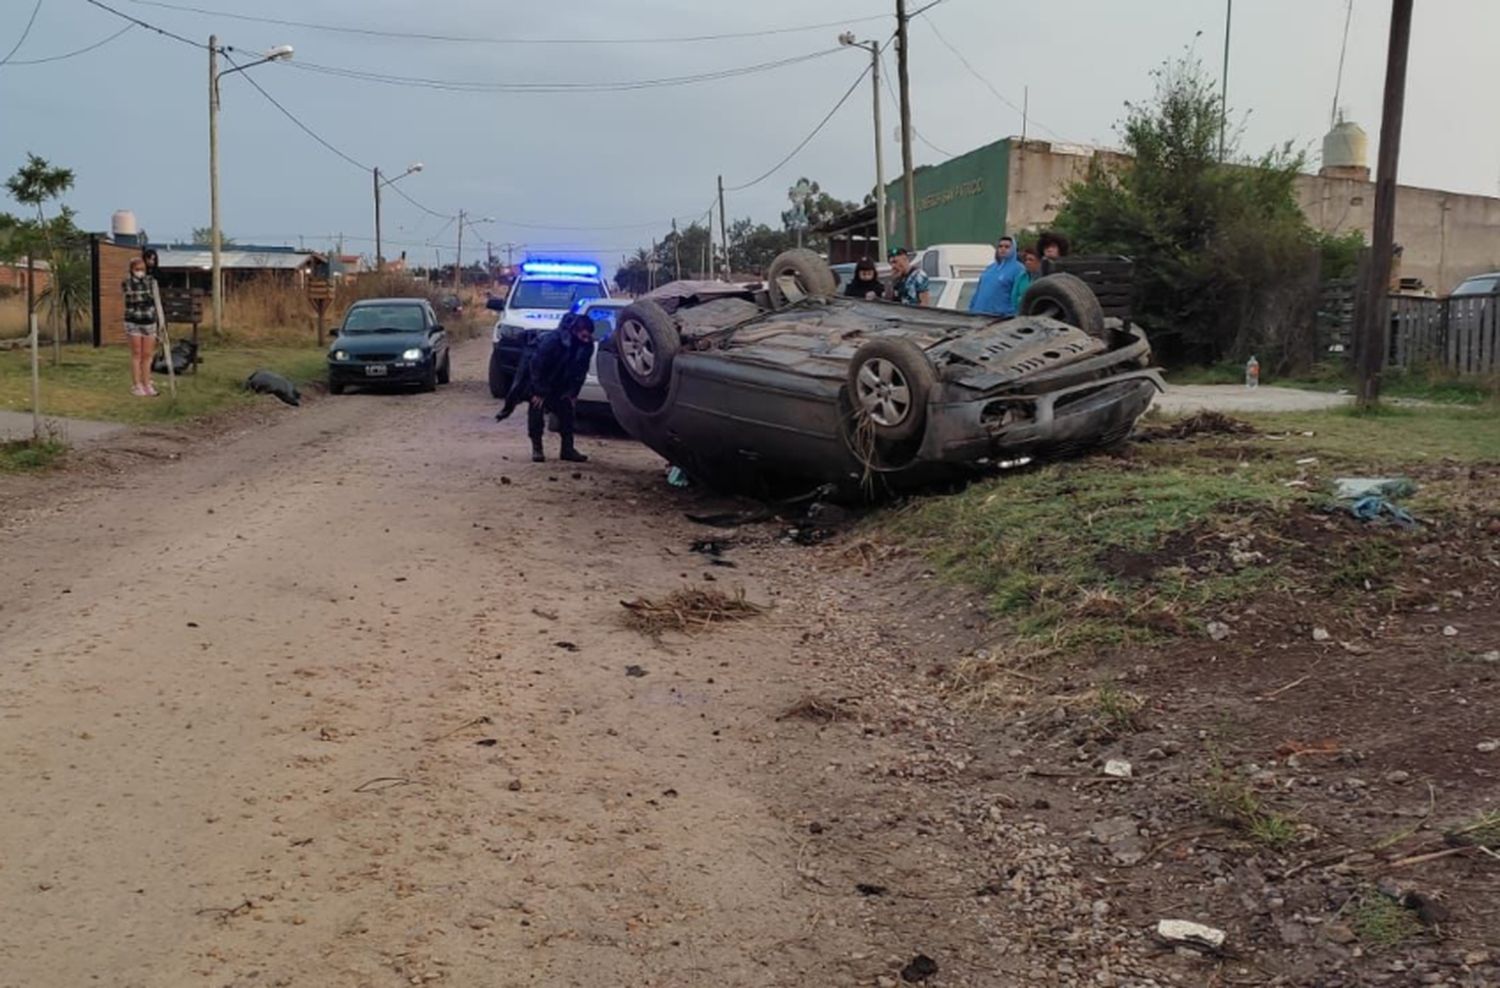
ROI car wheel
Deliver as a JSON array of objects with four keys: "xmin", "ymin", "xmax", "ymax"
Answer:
[
  {"xmin": 616, "ymin": 300, "xmax": 678, "ymax": 390},
  {"xmin": 437, "ymin": 353, "xmax": 451, "ymax": 385},
  {"xmin": 846, "ymin": 337, "xmax": 936, "ymax": 443},
  {"xmin": 329, "ymin": 379, "xmax": 345, "ymax": 396},
  {"xmin": 1020, "ymin": 273, "xmax": 1106, "ymax": 337},
  {"xmin": 419, "ymin": 365, "xmax": 437, "ymax": 393},
  {"xmin": 766, "ymin": 248, "xmax": 837, "ymax": 309},
  {"xmin": 488, "ymin": 347, "xmax": 512, "ymax": 398}
]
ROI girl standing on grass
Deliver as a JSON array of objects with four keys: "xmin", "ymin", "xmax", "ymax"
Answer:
[{"xmin": 121, "ymin": 257, "xmax": 159, "ymax": 396}]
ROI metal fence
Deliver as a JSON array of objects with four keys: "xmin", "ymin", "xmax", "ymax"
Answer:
[{"xmin": 1321, "ymin": 281, "xmax": 1500, "ymax": 375}]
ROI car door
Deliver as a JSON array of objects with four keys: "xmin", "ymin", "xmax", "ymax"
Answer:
[{"xmin": 425, "ymin": 302, "xmax": 447, "ymax": 362}]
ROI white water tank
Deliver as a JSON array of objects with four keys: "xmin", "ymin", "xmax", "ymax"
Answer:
[
  {"xmin": 1322, "ymin": 118, "xmax": 1368, "ymax": 172},
  {"xmin": 109, "ymin": 208, "xmax": 138, "ymax": 239}
]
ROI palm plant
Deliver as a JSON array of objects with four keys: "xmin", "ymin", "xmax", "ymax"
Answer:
[{"xmin": 40, "ymin": 245, "xmax": 91, "ymax": 345}]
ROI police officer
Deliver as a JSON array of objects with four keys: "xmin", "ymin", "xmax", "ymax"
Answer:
[{"xmin": 526, "ymin": 312, "xmax": 594, "ymax": 463}]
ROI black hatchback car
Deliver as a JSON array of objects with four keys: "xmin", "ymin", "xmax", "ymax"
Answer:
[{"xmin": 328, "ymin": 298, "xmax": 451, "ymax": 394}]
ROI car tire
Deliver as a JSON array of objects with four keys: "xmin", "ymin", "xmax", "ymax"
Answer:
[
  {"xmin": 766, "ymin": 248, "xmax": 837, "ymax": 309},
  {"xmin": 437, "ymin": 353, "xmax": 451, "ymax": 385},
  {"xmin": 846, "ymin": 337, "xmax": 936, "ymax": 443},
  {"xmin": 1020, "ymin": 273, "xmax": 1107, "ymax": 338},
  {"xmin": 419, "ymin": 365, "xmax": 437, "ymax": 393},
  {"xmin": 488, "ymin": 347, "xmax": 512, "ymax": 398},
  {"xmin": 615, "ymin": 299, "xmax": 678, "ymax": 390},
  {"xmin": 329, "ymin": 379, "xmax": 345, "ymax": 396}
]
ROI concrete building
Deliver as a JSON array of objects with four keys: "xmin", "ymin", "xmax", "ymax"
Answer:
[{"xmin": 855, "ymin": 130, "xmax": 1500, "ymax": 294}]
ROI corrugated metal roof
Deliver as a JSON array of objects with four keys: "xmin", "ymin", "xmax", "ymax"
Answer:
[{"xmin": 152, "ymin": 248, "xmax": 318, "ymax": 271}]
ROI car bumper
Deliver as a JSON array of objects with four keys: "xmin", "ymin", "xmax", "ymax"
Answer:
[
  {"xmin": 924, "ymin": 369, "xmax": 1166, "ymax": 462},
  {"xmin": 329, "ymin": 360, "xmax": 431, "ymax": 385}
]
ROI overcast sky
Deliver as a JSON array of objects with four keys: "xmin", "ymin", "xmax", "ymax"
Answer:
[{"xmin": 2, "ymin": 0, "xmax": 1494, "ymax": 267}]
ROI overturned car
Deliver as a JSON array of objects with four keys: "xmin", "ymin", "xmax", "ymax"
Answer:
[{"xmin": 598, "ymin": 250, "xmax": 1163, "ymax": 498}]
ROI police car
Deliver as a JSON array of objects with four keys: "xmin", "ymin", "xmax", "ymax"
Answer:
[{"xmin": 487, "ymin": 260, "xmax": 611, "ymax": 399}]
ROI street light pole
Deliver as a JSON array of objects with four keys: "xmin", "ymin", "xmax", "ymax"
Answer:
[
  {"xmin": 209, "ymin": 40, "xmax": 293, "ymax": 335},
  {"xmin": 841, "ymin": 33, "xmax": 888, "ymax": 261},
  {"xmin": 372, "ymin": 162, "xmax": 423, "ymax": 272}
]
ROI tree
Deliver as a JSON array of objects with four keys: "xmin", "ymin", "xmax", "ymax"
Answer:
[
  {"xmin": 191, "ymin": 226, "xmax": 234, "ymax": 248},
  {"xmin": 5, "ymin": 154, "xmax": 75, "ymax": 437},
  {"xmin": 780, "ymin": 178, "xmax": 858, "ymax": 251},
  {"xmin": 1052, "ymin": 57, "xmax": 1358, "ymax": 370},
  {"xmin": 41, "ymin": 245, "xmax": 91, "ymax": 344}
]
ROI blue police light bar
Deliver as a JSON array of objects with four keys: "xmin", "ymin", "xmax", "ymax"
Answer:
[{"xmin": 521, "ymin": 261, "xmax": 599, "ymax": 277}]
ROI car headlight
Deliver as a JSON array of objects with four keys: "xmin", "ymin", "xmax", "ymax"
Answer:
[
  {"xmin": 401, "ymin": 348, "xmax": 424, "ymax": 361},
  {"xmin": 333, "ymin": 349, "xmax": 350, "ymax": 361}
]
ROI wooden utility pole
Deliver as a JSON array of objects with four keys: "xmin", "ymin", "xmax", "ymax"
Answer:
[
  {"xmin": 454, "ymin": 209, "xmax": 464, "ymax": 291},
  {"xmin": 895, "ymin": 0, "xmax": 917, "ymax": 251},
  {"xmin": 1354, "ymin": 0, "xmax": 1413, "ymax": 409},
  {"xmin": 717, "ymin": 175, "xmax": 730, "ymax": 281},
  {"xmin": 208, "ymin": 34, "xmax": 223, "ymax": 336},
  {"xmin": 1219, "ymin": 0, "xmax": 1232, "ymax": 161},
  {"xmin": 671, "ymin": 218, "xmax": 682, "ymax": 281},
  {"xmin": 372, "ymin": 167, "xmax": 383, "ymax": 271}
]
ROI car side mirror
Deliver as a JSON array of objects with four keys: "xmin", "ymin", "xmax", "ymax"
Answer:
[
  {"xmin": 431, "ymin": 324, "xmax": 445, "ymax": 335},
  {"xmin": 485, "ymin": 297, "xmax": 505, "ymax": 312}
]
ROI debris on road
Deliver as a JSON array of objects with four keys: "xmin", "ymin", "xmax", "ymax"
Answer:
[
  {"xmin": 1103, "ymin": 759, "xmax": 1134, "ymax": 779},
  {"xmin": 244, "ymin": 369, "xmax": 302, "ymax": 407},
  {"xmin": 1155, "ymin": 919, "xmax": 1227, "ymax": 951},
  {"xmin": 1141, "ymin": 410, "xmax": 1255, "ymax": 441},
  {"xmin": 778, "ymin": 695, "xmax": 853, "ymax": 723},
  {"xmin": 620, "ymin": 587, "xmax": 762, "ymax": 636},
  {"xmin": 1206, "ymin": 620, "xmax": 1231, "ymax": 641},
  {"xmin": 624, "ymin": 665, "xmax": 648, "ymax": 678},
  {"xmin": 899, "ymin": 953, "xmax": 939, "ymax": 983}
]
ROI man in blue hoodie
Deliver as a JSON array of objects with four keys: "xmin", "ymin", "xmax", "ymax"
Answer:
[{"xmin": 968, "ymin": 235, "xmax": 1025, "ymax": 317}]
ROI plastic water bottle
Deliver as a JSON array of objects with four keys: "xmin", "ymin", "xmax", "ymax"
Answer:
[{"xmin": 1245, "ymin": 355, "xmax": 1260, "ymax": 389}]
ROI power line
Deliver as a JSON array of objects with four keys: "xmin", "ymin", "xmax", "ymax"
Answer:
[
  {"xmin": 80, "ymin": 0, "xmax": 202, "ymax": 49},
  {"xmin": 1330, "ymin": 0, "xmax": 1354, "ymax": 129},
  {"xmin": 875, "ymin": 46, "xmax": 954, "ymax": 158},
  {"xmin": 918, "ymin": 11, "xmax": 1066, "ymax": 142},
  {"xmin": 222, "ymin": 51, "xmax": 369, "ymax": 172},
  {"xmin": 285, "ymin": 47, "xmax": 842, "ymax": 95},
  {"xmin": 0, "ymin": 22, "xmax": 135, "ymax": 66},
  {"xmin": 725, "ymin": 62, "xmax": 871, "ymax": 192},
  {"xmin": 0, "ymin": 0, "xmax": 46, "ymax": 66},
  {"xmin": 126, "ymin": 0, "xmax": 888, "ymax": 46},
  {"xmin": 385, "ymin": 180, "xmax": 455, "ymax": 221}
]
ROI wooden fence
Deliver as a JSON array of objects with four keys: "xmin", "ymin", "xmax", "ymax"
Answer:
[{"xmin": 1321, "ymin": 281, "xmax": 1499, "ymax": 375}]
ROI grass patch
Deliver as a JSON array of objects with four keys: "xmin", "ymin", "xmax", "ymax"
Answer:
[
  {"xmin": 619, "ymin": 588, "xmax": 763, "ymax": 637},
  {"xmin": 1347, "ymin": 891, "xmax": 1425, "ymax": 949},
  {"xmin": 0, "ymin": 437, "xmax": 66, "ymax": 472},
  {"xmin": 1444, "ymin": 811, "xmax": 1500, "ymax": 850},
  {"xmin": 0, "ymin": 344, "xmax": 326, "ymax": 425},
  {"xmin": 1094, "ymin": 680, "xmax": 1146, "ymax": 736},
  {"xmin": 1199, "ymin": 762, "xmax": 1299, "ymax": 849},
  {"xmin": 881, "ymin": 403, "xmax": 1495, "ymax": 649}
]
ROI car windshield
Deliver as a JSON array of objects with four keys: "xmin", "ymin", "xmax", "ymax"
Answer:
[
  {"xmin": 509, "ymin": 280, "xmax": 603, "ymax": 310},
  {"xmin": 1452, "ymin": 276, "xmax": 1500, "ymax": 297},
  {"xmin": 343, "ymin": 304, "xmax": 425, "ymax": 333}
]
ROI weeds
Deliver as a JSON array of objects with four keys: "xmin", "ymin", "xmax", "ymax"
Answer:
[
  {"xmin": 1094, "ymin": 681, "xmax": 1146, "ymax": 736},
  {"xmin": 0, "ymin": 437, "xmax": 65, "ymax": 471},
  {"xmin": 1444, "ymin": 811, "xmax": 1500, "ymax": 850},
  {"xmin": 1327, "ymin": 539, "xmax": 1403, "ymax": 589},
  {"xmin": 1347, "ymin": 890, "xmax": 1425, "ymax": 949},
  {"xmin": 1199, "ymin": 759, "xmax": 1298, "ymax": 849}
]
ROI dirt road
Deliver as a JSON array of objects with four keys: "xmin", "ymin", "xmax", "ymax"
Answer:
[{"xmin": 0, "ymin": 343, "xmax": 886, "ymax": 987}]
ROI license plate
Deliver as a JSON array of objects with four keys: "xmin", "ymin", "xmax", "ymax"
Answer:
[{"xmin": 364, "ymin": 364, "xmax": 388, "ymax": 377}]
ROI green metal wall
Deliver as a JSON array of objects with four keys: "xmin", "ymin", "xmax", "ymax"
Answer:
[{"xmin": 886, "ymin": 138, "xmax": 1010, "ymax": 248}]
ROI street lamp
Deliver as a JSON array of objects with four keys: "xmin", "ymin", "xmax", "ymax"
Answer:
[
  {"xmin": 839, "ymin": 32, "xmax": 887, "ymax": 261},
  {"xmin": 456, "ymin": 214, "xmax": 494, "ymax": 290},
  {"xmin": 209, "ymin": 38, "xmax": 293, "ymax": 335},
  {"xmin": 374, "ymin": 162, "xmax": 423, "ymax": 272}
]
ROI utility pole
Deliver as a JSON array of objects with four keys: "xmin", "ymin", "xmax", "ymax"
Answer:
[
  {"xmin": 895, "ymin": 0, "xmax": 917, "ymax": 251},
  {"xmin": 672, "ymin": 217, "xmax": 682, "ymax": 281},
  {"xmin": 208, "ymin": 35, "xmax": 222, "ymax": 336},
  {"xmin": 871, "ymin": 43, "xmax": 888, "ymax": 260},
  {"xmin": 372, "ymin": 167, "xmax": 382, "ymax": 271},
  {"xmin": 1354, "ymin": 0, "xmax": 1413, "ymax": 410},
  {"xmin": 454, "ymin": 209, "xmax": 464, "ymax": 291},
  {"xmin": 1219, "ymin": 0, "xmax": 1232, "ymax": 161},
  {"xmin": 717, "ymin": 174, "xmax": 730, "ymax": 280}
]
